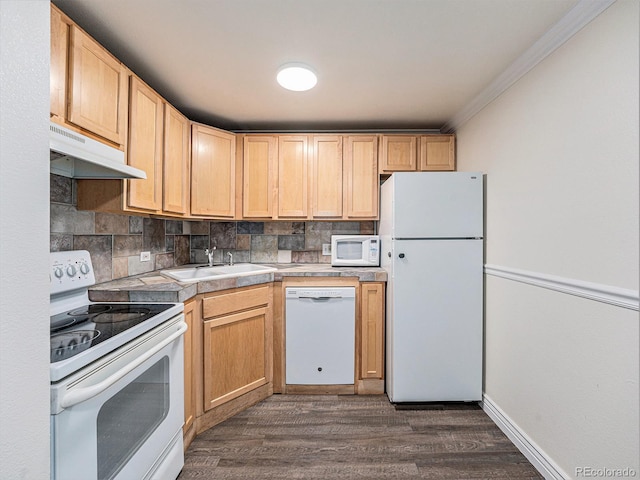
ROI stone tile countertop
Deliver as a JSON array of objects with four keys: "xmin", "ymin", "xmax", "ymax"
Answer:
[{"xmin": 88, "ymin": 264, "xmax": 388, "ymax": 303}]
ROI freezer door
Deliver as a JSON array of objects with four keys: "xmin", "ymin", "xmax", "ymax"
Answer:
[
  {"xmin": 393, "ymin": 172, "xmax": 483, "ymax": 238},
  {"xmin": 386, "ymin": 239, "xmax": 483, "ymax": 402}
]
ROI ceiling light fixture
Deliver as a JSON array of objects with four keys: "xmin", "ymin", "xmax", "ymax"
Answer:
[{"xmin": 276, "ymin": 63, "xmax": 317, "ymax": 91}]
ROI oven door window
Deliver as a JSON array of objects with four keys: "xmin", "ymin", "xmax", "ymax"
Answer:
[{"xmin": 96, "ymin": 356, "xmax": 169, "ymax": 480}]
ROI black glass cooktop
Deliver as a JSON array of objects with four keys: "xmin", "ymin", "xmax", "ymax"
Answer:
[{"xmin": 50, "ymin": 303, "xmax": 174, "ymax": 363}]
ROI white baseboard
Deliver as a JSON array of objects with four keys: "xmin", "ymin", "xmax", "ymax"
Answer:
[{"xmin": 481, "ymin": 394, "xmax": 569, "ymax": 480}]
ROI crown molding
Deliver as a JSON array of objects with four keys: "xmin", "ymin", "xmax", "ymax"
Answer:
[{"xmin": 441, "ymin": 0, "xmax": 617, "ymax": 133}]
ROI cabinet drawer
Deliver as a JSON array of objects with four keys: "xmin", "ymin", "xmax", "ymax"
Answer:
[{"xmin": 203, "ymin": 285, "xmax": 270, "ymax": 319}]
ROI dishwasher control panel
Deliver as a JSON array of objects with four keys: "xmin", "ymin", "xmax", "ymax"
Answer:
[{"xmin": 285, "ymin": 288, "xmax": 356, "ymax": 299}]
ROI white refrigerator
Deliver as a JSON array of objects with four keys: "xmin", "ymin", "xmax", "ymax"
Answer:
[{"xmin": 380, "ymin": 172, "xmax": 484, "ymax": 402}]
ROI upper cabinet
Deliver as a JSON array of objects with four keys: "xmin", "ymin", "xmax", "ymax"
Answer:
[
  {"xmin": 344, "ymin": 136, "xmax": 379, "ymax": 219},
  {"xmin": 77, "ymin": 74, "xmax": 192, "ymax": 218},
  {"xmin": 379, "ymin": 135, "xmax": 417, "ymax": 172},
  {"xmin": 310, "ymin": 136, "xmax": 343, "ymax": 219},
  {"xmin": 163, "ymin": 104, "xmax": 191, "ymax": 215},
  {"xmin": 50, "ymin": 6, "xmax": 67, "ymax": 119},
  {"xmin": 127, "ymin": 75, "xmax": 163, "ymax": 212},
  {"xmin": 419, "ymin": 135, "xmax": 455, "ymax": 171},
  {"xmin": 242, "ymin": 135, "xmax": 277, "ymax": 219},
  {"xmin": 191, "ymin": 124, "xmax": 236, "ymax": 218},
  {"xmin": 50, "ymin": 5, "xmax": 128, "ymax": 148},
  {"xmin": 240, "ymin": 134, "xmax": 379, "ymax": 221},
  {"xmin": 277, "ymin": 136, "xmax": 309, "ymax": 218},
  {"xmin": 379, "ymin": 134, "xmax": 455, "ymax": 173}
]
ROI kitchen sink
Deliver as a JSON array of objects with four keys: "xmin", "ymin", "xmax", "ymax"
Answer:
[{"xmin": 161, "ymin": 263, "xmax": 276, "ymax": 283}]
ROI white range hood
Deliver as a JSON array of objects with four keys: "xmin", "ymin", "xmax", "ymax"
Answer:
[{"xmin": 49, "ymin": 122, "xmax": 146, "ymax": 179}]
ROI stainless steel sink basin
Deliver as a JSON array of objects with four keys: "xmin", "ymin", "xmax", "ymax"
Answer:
[{"xmin": 161, "ymin": 263, "xmax": 276, "ymax": 283}]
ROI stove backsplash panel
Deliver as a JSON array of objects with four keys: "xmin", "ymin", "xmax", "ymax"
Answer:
[{"xmin": 50, "ymin": 175, "xmax": 375, "ymax": 284}]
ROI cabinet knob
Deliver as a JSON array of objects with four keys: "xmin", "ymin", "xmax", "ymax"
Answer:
[{"xmin": 399, "ymin": 253, "xmax": 405, "ymax": 259}]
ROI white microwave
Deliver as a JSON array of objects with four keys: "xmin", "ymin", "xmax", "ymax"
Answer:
[{"xmin": 331, "ymin": 235, "xmax": 380, "ymax": 267}]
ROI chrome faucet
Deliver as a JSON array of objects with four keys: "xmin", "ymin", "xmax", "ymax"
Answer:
[
  {"xmin": 204, "ymin": 247, "xmax": 216, "ymax": 267},
  {"xmin": 227, "ymin": 252, "xmax": 233, "ymax": 266}
]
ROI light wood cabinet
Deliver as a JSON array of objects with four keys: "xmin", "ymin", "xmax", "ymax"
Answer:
[
  {"xmin": 419, "ymin": 135, "xmax": 455, "ymax": 171},
  {"xmin": 344, "ymin": 135, "xmax": 379, "ymax": 219},
  {"xmin": 359, "ymin": 283, "xmax": 385, "ymax": 379},
  {"xmin": 379, "ymin": 135, "xmax": 417, "ymax": 172},
  {"xmin": 67, "ymin": 25, "xmax": 128, "ymax": 146},
  {"xmin": 242, "ymin": 135, "xmax": 277, "ymax": 218},
  {"xmin": 127, "ymin": 75, "xmax": 163, "ymax": 212},
  {"xmin": 277, "ymin": 135, "xmax": 309, "ymax": 218},
  {"xmin": 50, "ymin": 5, "xmax": 128, "ymax": 149},
  {"xmin": 201, "ymin": 285, "xmax": 273, "ymax": 411},
  {"xmin": 163, "ymin": 104, "xmax": 191, "ymax": 215},
  {"xmin": 240, "ymin": 134, "xmax": 379, "ymax": 221},
  {"xmin": 77, "ymin": 78, "xmax": 193, "ymax": 218},
  {"xmin": 356, "ymin": 282, "xmax": 385, "ymax": 395},
  {"xmin": 191, "ymin": 124, "xmax": 236, "ymax": 218},
  {"xmin": 380, "ymin": 134, "xmax": 455, "ymax": 173},
  {"xmin": 311, "ymin": 135, "xmax": 343, "ymax": 218},
  {"xmin": 183, "ymin": 298, "xmax": 198, "ymax": 441},
  {"xmin": 50, "ymin": 6, "xmax": 67, "ymax": 119}
]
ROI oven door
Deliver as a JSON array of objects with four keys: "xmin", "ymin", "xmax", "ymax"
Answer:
[{"xmin": 51, "ymin": 315, "xmax": 186, "ymax": 480}]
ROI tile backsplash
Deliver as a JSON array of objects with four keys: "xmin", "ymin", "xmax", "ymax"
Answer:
[{"xmin": 50, "ymin": 175, "xmax": 375, "ymax": 284}]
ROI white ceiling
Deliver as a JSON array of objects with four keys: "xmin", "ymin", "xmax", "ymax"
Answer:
[{"xmin": 52, "ymin": 0, "xmax": 579, "ymax": 132}]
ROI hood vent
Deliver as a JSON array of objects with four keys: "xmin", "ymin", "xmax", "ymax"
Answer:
[{"xmin": 49, "ymin": 122, "xmax": 146, "ymax": 179}]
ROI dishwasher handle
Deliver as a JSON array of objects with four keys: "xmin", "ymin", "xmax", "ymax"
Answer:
[{"xmin": 298, "ymin": 296, "xmax": 333, "ymax": 301}]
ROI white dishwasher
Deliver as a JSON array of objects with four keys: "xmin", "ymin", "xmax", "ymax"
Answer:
[{"xmin": 285, "ymin": 287, "xmax": 356, "ymax": 385}]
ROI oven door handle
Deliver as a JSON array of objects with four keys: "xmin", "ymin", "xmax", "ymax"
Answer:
[{"xmin": 59, "ymin": 322, "xmax": 188, "ymax": 409}]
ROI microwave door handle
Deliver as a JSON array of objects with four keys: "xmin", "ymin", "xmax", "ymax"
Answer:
[{"xmin": 59, "ymin": 322, "xmax": 187, "ymax": 409}]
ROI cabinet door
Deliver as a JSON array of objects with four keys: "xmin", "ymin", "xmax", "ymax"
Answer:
[
  {"xmin": 360, "ymin": 283, "xmax": 385, "ymax": 379},
  {"xmin": 203, "ymin": 308, "xmax": 268, "ymax": 410},
  {"xmin": 344, "ymin": 136, "xmax": 379, "ymax": 219},
  {"xmin": 67, "ymin": 25, "xmax": 128, "ymax": 146},
  {"xmin": 419, "ymin": 135, "xmax": 455, "ymax": 171},
  {"xmin": 243, "ymin": 135, "xmax": 277, "ymax": 218},
  {"xmin": 191, "ymin": 124, "xmax": 236, "ymax": 217},
  {"xmin": 277, "ymin": 135, "xmax": 308, "ymax": 218},
  {"xmin": 183, "ymin": 299, "xmax": 197, "ymax": 434},
  {"xmin": 50, "ymin": 6, "xmax": 67, "ymax": 119},
  {"xmin": 127, "ymin": 76, "xmax": 163, "ymax": 211},
  {"xmin": 379, "ymin": 135, "xmax": 418, "ymax": 172},
  {"xmin": 311, "ymin": 135, "xmax": 343, "ymax": 218},
  {"xmin": 163, "ymin": 104, "xmax": 190, "ymax": 215}
]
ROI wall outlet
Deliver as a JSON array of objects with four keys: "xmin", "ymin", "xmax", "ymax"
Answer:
[
  {"xmin": 322, "ymin": 244, "xmax": 331, "ymax": 256},
  {"xmin": 140, "ymin": 251, "xmax": 151, "ymax": 262}
]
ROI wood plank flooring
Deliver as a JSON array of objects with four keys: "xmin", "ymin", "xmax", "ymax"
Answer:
[{"xmin": 179, "ymin": 394, "xmax": 542, "ymax": 479}]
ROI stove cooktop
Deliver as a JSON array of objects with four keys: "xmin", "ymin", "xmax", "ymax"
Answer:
[
  {"xmin": 50, "ymin": 303, "xmax": 175, "ymax": 363},
  {"xmin": 49, "ymin": 251, "xmax": 184, "ymax": 382}
]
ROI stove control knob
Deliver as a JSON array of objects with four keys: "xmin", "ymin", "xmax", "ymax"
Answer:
[
  {"xmin": 53, "ymin": 267, "xmax": 64, "ymax": 278},
  {"xmin": 79, "ymin": 263, "xmax": 90, "ymax": 275},
  {"xmin": 66, "ymin": 265, "xmax": 77, "ymax": 277}
]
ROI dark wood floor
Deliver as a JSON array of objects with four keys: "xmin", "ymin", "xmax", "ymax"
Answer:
[{"xmin": 179, "ymin": 394, "xmax": 542, "ymax": 480}]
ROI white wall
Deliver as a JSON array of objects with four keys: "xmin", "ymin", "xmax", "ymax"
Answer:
[
  {"xmin": 456, "ymin": 0, "xmax": 639, "ymax": 478},
  {"xmin": 0, "ymin": 1, "xmax": 51, "ymax": 479}
]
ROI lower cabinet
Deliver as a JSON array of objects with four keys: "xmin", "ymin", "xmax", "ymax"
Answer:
[
  {"xmin": 182, "ymin": 298, "xmax": 198, "ymax": 447},
  {"xmin": 195, "ymin": 284, "xmax": 273, "ymax": 433},
  {"xmin": 184, "ymin": 279, "xmax": 383, "ymax": 447},
  {"xmin": 357, "ymin": 282, "xmax": 385, "ymax": 394}
]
